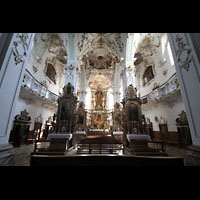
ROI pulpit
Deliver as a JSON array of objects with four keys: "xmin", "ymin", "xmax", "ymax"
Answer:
[{"xmin": 176, "ymin": 110, "xmax": 192, "ymax": 147}]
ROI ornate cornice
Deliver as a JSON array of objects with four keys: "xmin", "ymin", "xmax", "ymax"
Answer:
[{"xmin": 13, "ymin": 33, "xmax": 29, "ymax": 65}]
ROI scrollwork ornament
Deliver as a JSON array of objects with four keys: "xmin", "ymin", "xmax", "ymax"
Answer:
[
  {"xmin": 13, "ymin": 33, "xmax": 29, "ymax": 65},
  {"xmin": 175, "ymin": 33, "xmax": 192, "ymax": 71}
]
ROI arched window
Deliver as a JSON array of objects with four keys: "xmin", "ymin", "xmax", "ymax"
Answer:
[
  {"xmin": 46, "ymin": 63, "xmax": 56, "ymax": 84},
  {"xmin": 143, "ymin": 65, "xmax": 154, "ymax": 85}
]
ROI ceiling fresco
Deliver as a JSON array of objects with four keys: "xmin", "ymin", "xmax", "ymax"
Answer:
[{"xmin": 78, "ymin": 33, "xmax": 127, "ymax": 91}]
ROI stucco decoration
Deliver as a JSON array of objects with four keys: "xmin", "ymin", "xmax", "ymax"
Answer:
[
  {"xmin": 162, "ymin": 69, "xmax": 168, "ymax": 76},
  {"xmin": 78, "ymin": 33, "xmax": 126, "ymax": 60},
  {"xmin": 136, "ymin": 34, "xmax": 161, "ymax": 58},
  {"xmin": 175, "ymin": 33, "xmax": 192, "ymax": 71},
  {"xmin": 13, "ymin": 33, "xmax": 29, "ymax": 65},
  {"xmin": 32, "ymin": 66, "xmax": 38, "ymax": 73}
]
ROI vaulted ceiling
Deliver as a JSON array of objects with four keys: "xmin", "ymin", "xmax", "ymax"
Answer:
[
  {"xmin": 30, "ymin": 33, "xmax": 166, "ymax": 92},
  {"xmin": 76, "ymin": 33, "xmax": 127, "ymax": 91}
]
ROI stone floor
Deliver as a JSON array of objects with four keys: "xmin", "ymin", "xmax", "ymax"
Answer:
[
  {"xmin": 165, "ymin": 145, "xmax": 188, "ymax": 166},
  {"xmin": 12, "ymin": 143, "xmax": 188, "ymax": 166},
  {"xmin": 13, "ymin": 144, "xmax": 35, "ymax": 166}
]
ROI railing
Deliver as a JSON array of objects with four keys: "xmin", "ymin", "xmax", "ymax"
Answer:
[
  {"xmin": 126, "ymin": 140, "xmax": 167, "ymax": 156},
  {"xmin": 141, "ymin": 73, "xmax": 180, "ymax": 104},
  {"xmin": 21, "ymin": 69, "xmax": 59, "ymax": 103},
  {"xmin": 77, "ymin": 143, "xmax": 124, "ymax": 155}
]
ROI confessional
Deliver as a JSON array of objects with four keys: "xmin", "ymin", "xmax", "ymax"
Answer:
[
  {"xmin": 176, "ymin": 110, "xmax": 192, "ymax": 147},
  {"xmin": 9, "ymin": 109, "xmax": 31, "ymax": 147},
  {"xmin": 159, "ymin": 124, "xmax": 169, "ymax": 142},
  {"xmin": 145, "ymin": 118, "xmax": 154, "ymax": 140},
  {"xmin": 33, "ymin": 114, "xmax": 43, "ymax": 141}
]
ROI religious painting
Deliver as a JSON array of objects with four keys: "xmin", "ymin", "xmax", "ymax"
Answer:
[
  {"xmin": 143, "ymin": 65, "xmax": 154, "ymax": 85},
  {"xmin": 126, "ymin": 84, "xmax": 136, "ymax": 98},
  {"xmin": 128, "ymin": 103, "xmax": 139, "ymax": 121},
  {"xmin": 78, "ymin": 113, "xmax": 84, "ymax": 125},
  {"xmin": 61, "ymin": 102, "xmax": 70, "ymax": 120},
  {"xmin": 115, "ymin": 113, "xmax": 121, "ymax": 125},
  {"xmin": 129, "ymin": 87, "xmax": 134, "ymax": 96},
  {"xmin": 95, "ymin": 90, "xmax": 104, "ymax": 110},
  {"xmin": 46, "ymin": 63, "xmax": 56, "ymax": 84}
]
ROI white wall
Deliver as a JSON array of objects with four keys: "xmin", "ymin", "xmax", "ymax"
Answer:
[
  {"xmin": 26, "ymin": 33, "xmax": 66, "ymax": 95},
  {"xmin": 14, "ymin": 97, "xmax": 56, "ymax": 131},
  {"xmin": 135, "ymin": 34, "xmax": 177, "ymax": 97},
  {"xmin": 11, "ymin": 33, "xmax": 67, "ymax": 133},
  {"xmin": 0, "ymin": 33, "xmax": 35, "ymax": 144},
  {"xmin": 129, "ymin": 33, "xmax": 186, "ymax": 132}
]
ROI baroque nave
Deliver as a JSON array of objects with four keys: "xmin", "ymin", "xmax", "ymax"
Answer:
[{"xmin": 0, "ymin": 33, "xmax": 200, "ymax": 166}]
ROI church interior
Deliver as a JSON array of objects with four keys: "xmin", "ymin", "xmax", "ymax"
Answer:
[{"xmin": 1, "ymin": 33, "xmax": 200, "ymax": 166}]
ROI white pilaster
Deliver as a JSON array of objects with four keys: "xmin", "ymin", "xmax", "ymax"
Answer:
[
  {"xmin": 78, "ymin": 65, "xmax": 87, "ymax": 104},
  {"xmin": 65, "ymin": 60, "xmax": 77, "ymax": 93},
  {"xmin": 168, "ymin": 33, "xmax": 200, "ymax": 146},
  {"xmin": 0, "ymin": 33, "xmax": 35, "ymax": 165},
  {"xmin": 0, "ymin": 33, "xmax": 35, "ymax": 144}
]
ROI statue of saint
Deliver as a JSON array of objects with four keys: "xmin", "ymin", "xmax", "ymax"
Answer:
[{"xmin": 95, "ymin": 89, "xmax": 104, "ymax": 109}]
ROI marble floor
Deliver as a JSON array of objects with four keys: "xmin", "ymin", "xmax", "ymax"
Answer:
[{"xmin": 12, "ymin": 143, "xmax": 189, "ymax": 166}]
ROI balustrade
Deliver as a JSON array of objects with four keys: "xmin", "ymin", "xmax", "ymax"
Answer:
[
  {"xmin": 22, "ymin": 69, "xmax": 58, "ymax": 103},
  {"xmin": 141, "ymin": 73, "xmax": 180, "ymax": 104}
]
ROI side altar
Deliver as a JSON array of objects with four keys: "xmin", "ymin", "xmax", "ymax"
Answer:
[{"xmin": 34, "ymin": 82, "xmax": 78, "ymax": 153}]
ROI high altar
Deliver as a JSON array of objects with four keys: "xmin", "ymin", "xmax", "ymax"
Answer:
[{"xmin": 87, "ymin": 87, "xmax": 111, "ymax": 132}]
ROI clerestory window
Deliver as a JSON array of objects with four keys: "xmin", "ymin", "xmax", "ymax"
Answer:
[
  {"xmin": 46, "ymin": 63, "xmax": 56, "ymax": 84},
  {"xmin": 143, "ymin": 65, "xmax": 154, "ymax": 85}
]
